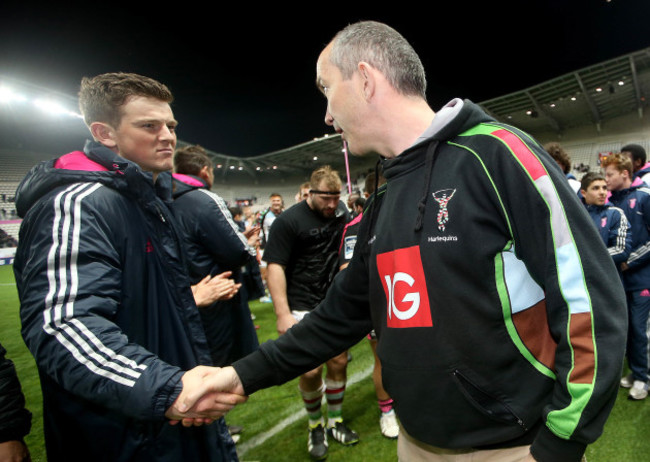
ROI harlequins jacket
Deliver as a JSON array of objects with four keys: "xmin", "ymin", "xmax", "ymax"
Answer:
[
  {"xmin": 171, "ymin": 174, "xmax": 259, "ymax": 366},
  {"xmin": 232, "ymin": 100, "xmax": 627, "ymax": 462},
  {"xmin": 13, "ymin": 142, "xmax": 236, "ymax": 461}
]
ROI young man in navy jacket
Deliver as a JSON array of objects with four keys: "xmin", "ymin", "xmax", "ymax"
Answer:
[
  {"xmin": 602, "ymin": 153, "xmax": 650, "ymax": 400},
  {"xmin": 13, "ymin": 73, "xmax": 244, "ymax": 461}
]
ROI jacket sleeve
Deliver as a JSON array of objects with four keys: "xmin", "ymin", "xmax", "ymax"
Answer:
[
  {"xmin": 14, "ymin": 185, "xmax": 184, "ymax": 421},
  {"xmin": 194, "ymin": 190, "xmax": 256, "ymax": 268},
  {"xmin": 480, "ymin": 126, "xmax": 627, "ymax": 462},
  {"xmin": 625, "ymin": 191, "xmax": 650, "ymax": 270},
  {"xmin": 0, "ymin": 342, "xmax": 32, "ymax": 443},
  {"xmin": 233, "ymin": 212, "xmax": 374, "ymax": 393},
  {"xmin": 607, "ymin": 207, "xmax": 631, "ymax": 265}
]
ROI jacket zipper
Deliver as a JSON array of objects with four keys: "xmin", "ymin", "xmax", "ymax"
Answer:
[{"xmin": 452, "ymin": 369, "xmax": 528, "ymax": 431}]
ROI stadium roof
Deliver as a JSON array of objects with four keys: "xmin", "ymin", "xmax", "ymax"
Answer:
[
  {"xmin": 2, "ymin": 45, "xmax": 649, "ymax": 182},
  {"xmin": 195, "ymin": 45, "xmax": 650, "ymax": 181}
]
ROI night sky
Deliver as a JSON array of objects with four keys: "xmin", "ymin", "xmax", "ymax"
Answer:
[{"xmin": 1, "ymin": 1, "xmax": 649, "ymax": 157}]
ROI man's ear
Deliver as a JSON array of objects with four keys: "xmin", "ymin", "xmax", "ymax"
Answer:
[
  {"xmin": 198, "ymin": 165, "xmax": 211, "ymax": 182},
  {"xmin": 358, "ymin": 61, "xmax": 376, "ymax": 101},
  {"xmin": 89, "ymin": 122, "xmax": 117, "ymax": 149}
]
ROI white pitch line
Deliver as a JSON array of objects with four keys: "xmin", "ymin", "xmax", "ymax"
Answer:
[{"xmin": 237, "ymin": 363, "xmax": 374, "ymax": 456}]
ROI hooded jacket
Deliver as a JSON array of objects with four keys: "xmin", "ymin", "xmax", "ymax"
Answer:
[
  {"xmin": 171, "ymin": 173, "xmax": 259, "ymax": 366},
  {"xmin": 232, "ymin": 100, "xmax": 627, "ymax": 462},
  {"xmin": 13, "ymin": 142, "xmax": 236, "ymax": 461},
  {"xmin": 583, "ymin": 202, "xmax": 631, "ymax": 266},
  {"xmin": 633, "ymin": 162, "xmax": 650, "ymax": 186},
  {"xmin": 608, "ymin": 182, "xmax": 650, "ymax": 291}
]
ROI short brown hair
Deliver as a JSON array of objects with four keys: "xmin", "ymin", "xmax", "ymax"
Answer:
[
  {"xmin": 173, "ymin": 144, "xmax": 212, "ymax": 176},
  {"xmin": 310, "ymin": 165, "xmax": 342, "ymax": 191},
  {"xmin": 78, "ymin": 72, "xmax": 173, "ymax": 128},
  {"xmin": 544, "ymin": 142, "xmax": 572, "ymax": 174},
  {"xmin": 580, "ymin": 171, "xmax": 605, "ymax": 191},
  {"xmin": 601, "ymin": 152, "xmax": 633, "ymax": 178}
]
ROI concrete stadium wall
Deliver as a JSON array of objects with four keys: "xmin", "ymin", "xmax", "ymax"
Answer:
[{"xmin": 536, "ymin": 111, "xmax": 650, "ymax": 178}]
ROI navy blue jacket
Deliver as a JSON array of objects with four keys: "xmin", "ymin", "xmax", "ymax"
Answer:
[
  {"xmin": 171, "ymin": 174, "xmax": 259, "ymax": 366},
  {"xmin": 584, "ymin": 203, "xmax": 631, "ymax": 266},
  {"xmin": 13, "ymin": 142, "xmax": 236, "ymax": 461},
  {"xmin": 609, "ymin": 184, "xmax": 650, "ymax": 291}
]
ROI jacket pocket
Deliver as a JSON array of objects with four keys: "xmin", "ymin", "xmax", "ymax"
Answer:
[{"xmin": 451, "ymin": 369, "xmax": 527, "ymax": 431}]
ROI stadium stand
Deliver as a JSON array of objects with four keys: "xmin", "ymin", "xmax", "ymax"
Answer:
[{"xmin": 1, "ymin": 45, "xmax": 649, "ymax": 249}]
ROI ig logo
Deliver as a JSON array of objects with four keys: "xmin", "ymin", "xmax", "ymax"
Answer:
[
  {"xmin": 384, "ymin": 272, "xmax": 420, "ymax": 320},
  {"xmin": 377, "ymin": 246, "xmax": 432, "ymax": 328}
]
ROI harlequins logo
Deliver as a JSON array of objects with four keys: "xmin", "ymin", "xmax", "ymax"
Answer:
[{"xmin": 432, "ymin": 189, "xmax": 456, "ymax": 231}]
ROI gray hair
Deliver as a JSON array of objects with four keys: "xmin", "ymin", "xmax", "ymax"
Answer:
[{"xmin": 329, "ymin": 21, "xmax": 427, "ymax": 99}]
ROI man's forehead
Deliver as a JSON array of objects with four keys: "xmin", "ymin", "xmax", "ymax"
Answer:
[
  {"xmin": 316, "ymin": 43, "xmax": 333, "ymax": 68},
  {"xmin": 316, "ymin": 44, "xmax": 334, "ymax": 84},
  {"xmin": 122, "ymin": 96, "xmax": 173, "ymax": 115},
  {"xmin": 314, "ymin": 181, "xmax": 340, "ymax": 193}
]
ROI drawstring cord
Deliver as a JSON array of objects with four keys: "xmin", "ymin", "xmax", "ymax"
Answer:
[
  {"xmin": 366, "ymin": 158, "xmax": 383, "ymax": 242},
  {"xmin": 414, "ymin": 141, "xmax": 440, "ymax": 232}
]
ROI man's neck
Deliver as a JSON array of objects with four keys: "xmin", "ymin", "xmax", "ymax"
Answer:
[
  {"xmin": 376, "ymin": 96, "xmax": 436, "ymax": 159},
  {"xmin": 612, "ymin": 182, "xmax": 632, "ymax": 193}
]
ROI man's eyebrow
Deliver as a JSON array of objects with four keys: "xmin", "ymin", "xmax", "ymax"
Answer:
[{"xmin": 133, "ymin": 117, "xmax": 178, "ymax": 125}]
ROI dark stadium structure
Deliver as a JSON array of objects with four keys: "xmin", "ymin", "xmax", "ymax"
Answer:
[{"xmin": 1, "ymin": 45, "xmax": 649, "ymax": 253}]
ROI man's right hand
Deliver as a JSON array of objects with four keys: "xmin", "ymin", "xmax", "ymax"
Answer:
[
  {"xmin": 276, "ymin": 312, "xmax": 297, "ymax": 336},
  {"xmin": 165, "ymin": 366, "xmax": 247, "ymax": 427},
  {"xmin": 0, "ymin": 440, "xmax": 30, "ymax": 462}
]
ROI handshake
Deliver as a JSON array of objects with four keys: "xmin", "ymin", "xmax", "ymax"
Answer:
[{"xmin": 165, "ymin": 366, "xmax": 247, "ymax": 426}]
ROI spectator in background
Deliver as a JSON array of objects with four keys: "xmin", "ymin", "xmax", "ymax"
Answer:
[
  {"xmin": 346, "ymin": 191, "xmax": 360, "ymax": 216},
  {"xmin": 258, "ymin": 192, "xmax": 285, "ymax": 304},
  {"xmin": 242, "ymin": 205, "xmax": 255, "ymax": 229},
  {"xmin": 296, "ymin": 182, "xmax": 311, "ymax": 203},
  {"xmin": 172, "ymin": 145, "xmax": 262, "ymax": 443},
  {"xmin": 229, "ymin": 205, "xmax": 247, "ymax": 232},
  {"xmin": 172, "ymin": 145, "xmax": 261, "ymax": 367},
  {"xmin": 545, "ymin": 142, "xmax": 581, "ymax": 193},
  {"xmin": 351, "ymin": 196, "xmax": 365, "ymax": 217},
  {"xmin": 579, "ymin": 171, "xmax": 631, "ymax": 279},
  {"xmin": 260, "ymin": 193, "xmax": 284, "ymax": 249},
  {"xmin": 263, "ymin": 165, "xmax": 353, "ymax": 460},
  {"xmin": 0, "ymin": 342, "xmax": 31, "ymax": 462},
  {"xmin": 602, "ymin": 152, "xmax": 650, "ymax": 400},
  {"xmin": 621, "ymin": 143, "xmax": 650, "ymax": 186},
  {"xmin": 13, "ymin": 72, "xmax": 244, "ymax": 462}
]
